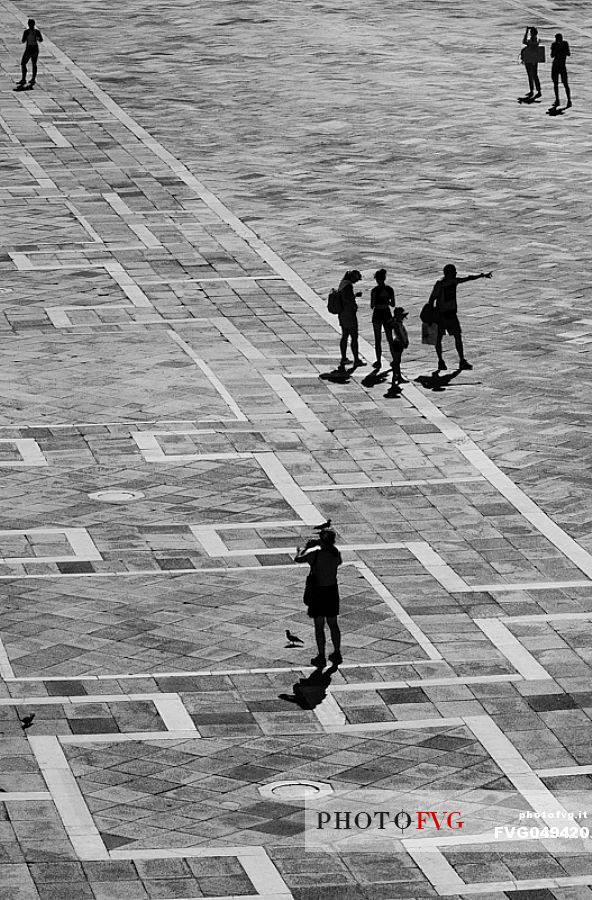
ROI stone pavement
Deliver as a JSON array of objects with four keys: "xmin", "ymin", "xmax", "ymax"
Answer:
[{"xmin": 1, "ymin": 0, "xmax": 592, "ymax": 898}]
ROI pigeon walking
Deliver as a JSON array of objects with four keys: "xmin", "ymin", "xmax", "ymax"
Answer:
[
  {"xmin": 285, "ymin": 630, "xmax": 304, "ymax": 647},
  {"xmin": 19, "ymin": 713, "xmax": 35, "ymax": 730}
]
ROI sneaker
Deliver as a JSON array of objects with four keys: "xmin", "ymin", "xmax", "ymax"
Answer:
[
  {"xmin": 437, "ymin": 360, "xmax": 447, "ymax": 372},
  {"xmin": 353, "ymin": 358, "xmax": 367, "ymax": 368},
  {"xmin": 311, "ymin": 655, "xmax": 326, "ymax": 668},
  {"xmin": 459, "ymin": 359, "xmax": 473, "ymax": 371},
  {"xmin": 534, "ymin": 92, "xmax": 542, "ymax": 99},
  {"xmin": 372, "ymin": 360, "xmax": 381, "ymax": 369},
  {"xmin": 553, "ymin": 100, "xmax": 560, "ymax": 108},
  {"xmin": 566, "ymin": 100, "xmax": 573, "ymax": 108},
  {"xmin": 329, "ymin": 650, "xmax": 343, "ymax": 665}
]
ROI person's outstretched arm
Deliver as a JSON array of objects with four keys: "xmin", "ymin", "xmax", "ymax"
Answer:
[
  {"xmin": 457, "ymin": 272, "xmax": 492, "ymax": 284},
  {"xmin": 523, "ymin": 27, "xmax": 530, "ymax": 45}
]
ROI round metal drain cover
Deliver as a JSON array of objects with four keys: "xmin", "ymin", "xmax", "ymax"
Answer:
[
  {"xmin": 258, "ymin": 780, "xmax": 333, "ymax": 801},
  {"xmin": 88, "ymin": 490, "xmax": 145, "ymax": 503}
]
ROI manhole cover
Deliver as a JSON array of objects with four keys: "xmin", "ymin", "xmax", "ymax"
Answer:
[
  {"xmin": 258, "ymin": 780, "xmax": 333, "ymax": 801},
  {"xmin": 88, "ymin": 490, "xmax": 145, "ymax": 503}
]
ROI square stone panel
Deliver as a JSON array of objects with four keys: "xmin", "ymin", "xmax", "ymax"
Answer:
[
  {"xmin": 0, "ymin": 332, "xmax": 228, "ymax": 424},
  {"xmin": 0, "ymin": 456, "xmax": 294, "ymax": 529},
  {"xmin": 0, "ymin": 201, "xmax": 91, "ymax": 250},
  {"xmin": 0, "ymin": 568, "xmax": 429, "ymax": 677},
  {"xmin": 62, "ymin": 724, "xmax": 512, "ymax": 851}
]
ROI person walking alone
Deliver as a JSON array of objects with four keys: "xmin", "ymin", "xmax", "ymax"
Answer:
[
  {"xmin": 551, "ymin": 33, "xmax": 572, "ymax": 108},
  {"xmin": 295, "ymin": 527, "xmax": 343, "ymax": 668},
  {"xmin": 428, "ymin": 264, "xmax": 492, "ymax": 372},
  {"xmin": 19, "ymin": 18, "xmax": 42, "ymax": 88},
  {"xmin": 370, "ymin": 268, "xmax": 397, "ymax": 370},
  {"xmin": 336, "ymin": 270, "xmax": 366, "ymax": 372},
  {"xmin": 521, "ymin": 26, "xmax": 542, "ymax": 99}
]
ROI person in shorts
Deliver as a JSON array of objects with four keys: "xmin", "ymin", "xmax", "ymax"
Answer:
[
  {"xmin": 551, "ymin": 33, "xmax": 572, "ymax": 108},
  {"xmin": 429, "ymin": 264, "xmax": 492, "ymax": 372},
  {"xmin": 295, "ymin": 528, "xmax": 343, "ymax": 668},
  {"xmin": 370, "ymin": 268, "xmax": 397, "ymax": 370},
  {"xmin": 19, "ymin": 18, "xmax": 42, "ymax": 87},
  {"xmin": 336, "ymin": 270, "xmax": 366, "ymax": 372}
]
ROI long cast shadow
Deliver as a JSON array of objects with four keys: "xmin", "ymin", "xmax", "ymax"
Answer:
[
  {"xmin": 279, "ymin": 665, "xmax": 338, "ymax": 710},
  {"xmin": 415, "ymin": 368, "xmax": 463, "ymax": 392}
]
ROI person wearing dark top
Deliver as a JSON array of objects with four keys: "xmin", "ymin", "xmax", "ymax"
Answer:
[
  {"xmin": 370, "ymin": 268, "xmax": 397, "ymax": 370},
  {"xmin": 295, "ymin": 528, "xmax": 343, "ymax": 668},
  {"xmin": 428, "ymin": 264, "xmax": 492, "ymax": 372},
  {"xmin": 336, "ymin": 270, "xmax": 366, "ymax": 372},
  {"xmin": 19, "ymin": 18, "xmax": 42, "ymax": 87},
  {"xmin": 551, "ymin": 33, "xmax": 571, "ymax": 108},
  {"xmin": 521, "ymin": 26, "xmax": 542, "ymax": 98}
]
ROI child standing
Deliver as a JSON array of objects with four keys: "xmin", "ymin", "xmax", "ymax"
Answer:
[{"xmin": 390, "ymin": 307, "xmax": 409, "ymax": 387}]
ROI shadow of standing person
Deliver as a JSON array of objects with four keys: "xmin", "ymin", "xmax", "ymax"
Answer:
[{"xmin": 279, "ymin": 665, "xmax": 338, "ymax": 710}]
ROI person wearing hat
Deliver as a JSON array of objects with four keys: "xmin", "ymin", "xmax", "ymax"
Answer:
[
  {"xmin": 389, "ymin": 306, "xmax": 409, "ymax": 387},
  {"xmin": 295, "ymin": 528, "xmax": 343, "ymax": 668}
]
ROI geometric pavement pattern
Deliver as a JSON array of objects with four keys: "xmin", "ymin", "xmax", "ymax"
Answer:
[{"xmin": 2, "ymin": 0, "xmax": 592, "ymax": 899}]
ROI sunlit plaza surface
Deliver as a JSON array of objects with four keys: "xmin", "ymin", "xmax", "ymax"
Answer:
[{"xmin": 2, "ymin": 0, "xmax": 592, "ymax": 898}]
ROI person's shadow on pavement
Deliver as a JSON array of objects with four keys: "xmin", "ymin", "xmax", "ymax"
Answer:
[
  {"xmin": 362, "ymin": 369, "xmax": 390, "ymax": 390},
  {"xmin": 279, "ymin": 665, "xmax": 338, "ymax": 710},
  {"xmin": 320, "ymin": 368, "xmax": 352, "ymax": 384},
  {"xmin": 415, "ymin": 368, "xmax": 463, "ymax": 392}
]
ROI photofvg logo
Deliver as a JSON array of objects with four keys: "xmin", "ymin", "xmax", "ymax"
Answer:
[
  {"xmin": 305, "ymin": 790, "xmax": 592, "ymax": 853},
  {"xmin": 316, "ymin": 809, "xmax": 464, "ymax": 832},
  {"xmin": 305, "ymin": 791, "xmax": 470, "ymax": 852}
]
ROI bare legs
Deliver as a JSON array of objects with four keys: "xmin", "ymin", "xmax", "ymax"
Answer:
[
  {"xmin": 313, "ymin": 616, "xmax": 341, "ymax": 664},
  {"xmin": 373, "ymin": 322, "xmax": 396, "ymax": 368},
  {"xmin": 436, "ymin": 330, "xmax": 467, "ymax": 370},
  {"xmin": 339, "ymin": 327, "xmax": 361, "ymax": 368},
  {"xmin": 553, "ymin": 68, "xmax": 571, "ymax": 106}
]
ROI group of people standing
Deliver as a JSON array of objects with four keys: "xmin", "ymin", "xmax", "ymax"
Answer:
[
  {"xmin": 332, "ymin": 265, "xmax": 492, "ymax": 379},
  {"xmin": 521, "ymin": 26, "xmax": 572, "ymax": 107}
]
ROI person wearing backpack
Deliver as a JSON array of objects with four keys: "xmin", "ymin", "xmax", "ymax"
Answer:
[
  {"xmin": 335, "ymin": 270, "xmax": 366, "ymax": 372},
  {"xmin": 429, "ymin": 264, "xmax": 492, "ymax": 372},
  {"xmin": 370, "ymin": 268, "xmax": 397, "ymax": 370}
]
